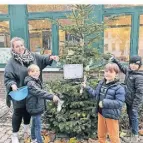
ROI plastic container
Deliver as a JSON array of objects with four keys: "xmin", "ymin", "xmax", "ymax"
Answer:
[{"xmin": 9, "ymin": 86, "xmax": 28, "ymax": 101}]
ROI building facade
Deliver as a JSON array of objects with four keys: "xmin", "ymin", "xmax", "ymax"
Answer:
[
  {"xmin": 0, "ymin": 4, "xmax": 143, "ymax": 96},
  {"xmin": 0, "ymin": 5, "xmax": 143, "ymax": 67}
]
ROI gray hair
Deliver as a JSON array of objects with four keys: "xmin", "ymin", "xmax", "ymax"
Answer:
[{"xmin": 10, "ymin": 37, "xmax": 25, "ymax": 48}]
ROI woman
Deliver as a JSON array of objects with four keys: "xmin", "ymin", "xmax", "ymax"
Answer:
[{"xmin": 4, "ymin": 37, "xmax": 59, "ymax": 143}]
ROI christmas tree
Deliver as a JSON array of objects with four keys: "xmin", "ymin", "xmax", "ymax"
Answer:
[{"xmin": 43, "ymin": 5, "xmax": 106, "ymax": 140}]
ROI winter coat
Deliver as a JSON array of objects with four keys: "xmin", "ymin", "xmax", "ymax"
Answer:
[
  {"xmin": 4, "ymin": 53, "xmax": 53, "ymax": 109},
  {"xmin": 112, "ymin": 58, "xmax": 143, "ymax": 109},
  {"xmin": 85, "ymin": 79, "xmax": 125, "ymax": 120},
  {"xmin": 24, "ymin": 76, "xmax": 53, "ymax": 115}
]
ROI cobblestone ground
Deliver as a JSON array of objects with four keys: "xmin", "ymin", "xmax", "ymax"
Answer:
[
  {"xmin": 0, "ymin": 98, "xmax": 25, "ymax": 143},
  {"xmin": 1, "ymin": 97, "xmax": 143, "ymax": 143}
]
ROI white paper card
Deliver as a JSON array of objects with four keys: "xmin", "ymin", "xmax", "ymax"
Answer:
[{"xmin": 63, "ymin": 64, "xmax": 83, "ymax": 79}]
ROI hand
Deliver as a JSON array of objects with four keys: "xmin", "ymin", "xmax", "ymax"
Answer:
[
  {"xmin": 81, "ymin": 82, "xmax": 86, "ymax": 88},
  {"xmin": 11, "ymin": 84, "xmax": 18, "ymax": 91},
  {"xmin": 53, "ymin": 95, "xmax": 59, "ymax": 103},
  {"xmin": 109, "ymin": 55, "xmax": 115, "ymax": 62},
  {"xmin": 50, "ymin": 55, "xmax": 59, "ymax": 62},
  {"xmin": 99, "ymin": 101, "xmax": 103, "ymax": 108}
]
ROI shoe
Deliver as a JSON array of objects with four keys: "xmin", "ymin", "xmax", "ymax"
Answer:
[
  {"xmin": 11, "ymin": 135, "xmax": 19, "ymax": 143},
  {"xmin": 31, "ymin": 139, "xmax": 37, "ymax": 143}
]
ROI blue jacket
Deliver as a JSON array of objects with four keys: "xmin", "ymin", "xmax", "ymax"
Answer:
[{"xmin": 85, "ymin": 79, "xmax": 125, "ymax": 120}]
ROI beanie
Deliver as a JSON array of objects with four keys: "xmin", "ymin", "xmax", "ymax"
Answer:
[{"xmin": 129, "ymin": 56, "xmax": 142, "ymax": 67}]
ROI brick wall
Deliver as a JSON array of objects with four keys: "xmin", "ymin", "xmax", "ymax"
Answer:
[
  {"xmin": 0, "ymin": 70, "xmax": 125, "ymax": 99},
  {"xmin": 0, "ymin": 71, "xmax": 6, "ymax": 98},
  {"xmin": 0, "ymin": 71, "xmax": 63, "ymax": 99}
]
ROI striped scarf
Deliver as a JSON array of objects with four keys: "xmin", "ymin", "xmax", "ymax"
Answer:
[{"xmin": 11, "ymin": 49, "xmax": 34, "ymax": 65}]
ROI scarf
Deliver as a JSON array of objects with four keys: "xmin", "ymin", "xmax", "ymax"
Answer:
[{"xmin": 11, "ymin": 49, "xmax": 34, "ymax": 65}]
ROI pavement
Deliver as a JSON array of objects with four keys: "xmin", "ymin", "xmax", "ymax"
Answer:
[
  {"xmin": 0, "ymin": 98, "xmax": 26, "ymax": 143},
  {"xmin": 1, "ymin": 97, "xmax": 143, "ymax": 143}
]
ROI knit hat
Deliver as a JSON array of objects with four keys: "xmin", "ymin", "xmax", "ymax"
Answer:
[{"xmin": 129, "ymin": 56, "xmax": 142, "ymax": 67}]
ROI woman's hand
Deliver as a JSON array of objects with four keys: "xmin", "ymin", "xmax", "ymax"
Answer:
[
  {"xmin": 50, "ymin": 55, "xmax": 59, "ymax": 62},
  {"xmin": 11, "ymin": 84, "xmax": 18, "ymax": 91}
]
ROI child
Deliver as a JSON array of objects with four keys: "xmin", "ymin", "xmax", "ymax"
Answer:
[
  {"xmin": 111, "ymin": 55, "xmax": 143, "ymax": 142},
  {"xmin": 82, "ymin": 63, "xmax": 125, "ymax": 143},
  {"xmin": 24, "ymin": 64, "xmax": 59, "ymax": 143}
]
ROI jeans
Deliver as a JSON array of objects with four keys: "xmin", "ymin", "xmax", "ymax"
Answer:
[
  {"xmin": 31, "ymin": 115, "xmax": 43, "ymax": 143},
  {"xmin": 12, "ymin": 108, "xmax": 31, "ymax": 132},
  {"xmin": 127, "ymin": 104, "xmax": 139, "ymax": 135}
]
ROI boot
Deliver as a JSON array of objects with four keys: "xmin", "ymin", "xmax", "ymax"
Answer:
[{"xmin": 11, "ymin": 132, "xmax": 19, "ymax": 143}]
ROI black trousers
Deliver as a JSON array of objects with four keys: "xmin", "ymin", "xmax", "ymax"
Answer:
[{"xmin": 12, "ymin": 108, "xmax": 31, "ymax": 132}]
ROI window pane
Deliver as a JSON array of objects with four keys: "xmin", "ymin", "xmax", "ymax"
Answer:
[
  {"xmin": 58, "ymin": 19, "xmax": 80, "ymax": 56},
  {"xmin": 104, "ymin": 15, "xmax": 131, "ymax": 61},
  {"xmin": 0, "ymin": 5, "xmax": 8, "ymax": 14},
  {"xmin": 138, "ymin": 15, "xmax": 143, "ymax": 59},
  {"xmin": 27, "ymin": 5, "xmax": 73, "ymax": 12},
  {"xmin": 0, "ymin": 20, "xmax": 11, "ymax": 64},
  {"xmin": 28, "ymin": 19, "xmax": 52, "ymax": 54}
]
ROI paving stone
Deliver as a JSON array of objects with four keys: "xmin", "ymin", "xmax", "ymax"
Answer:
[
  {"xmin": 0, "ymin": 134, "xmax": 11, "ymax": 142},
  {"xmin": 1, "ymin": 97, "xmax": 143, "ymax": 143},
  {"xmin": 4, "ymin": 138, "xmax": 11, "ymax": 143}
]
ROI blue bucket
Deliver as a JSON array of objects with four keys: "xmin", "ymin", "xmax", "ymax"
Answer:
[{"xmin": 9, "ymin": 86, "xmax": 28, "ymax": 101}]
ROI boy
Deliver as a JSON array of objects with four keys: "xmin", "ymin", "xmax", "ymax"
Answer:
[
  {"xmin": 82, "ymin": 63, "xmax": 125, "ymax": 143},
  {"xmin": 111, "ymin": 55, "xmax": 143, "ymax": 142},
  {"xmin": 24, "ymin": 64, "xmax": 59, "ymax": 143}
]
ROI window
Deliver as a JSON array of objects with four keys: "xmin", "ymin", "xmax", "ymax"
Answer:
[
  {"xmin": 0, "ymin": 5, "xmax": 8, "ymax": 14},
  {"xmin": 58, "ymin": 19, "xmax": 80, "ymax": 56},
  {"xmin": 0, "ymin": 20, "xmax": 10, "ymax": 64},
  {"xmin": 28, "ymin": 19, "xmax": 52, "ymax": 54},
  {"xmin": 104, "ymin": 15, "xmax": 131, "ymax": 61},
  {"xmin": 138, "ymin": 15, "xmax": 143, "ymax": 59},
  {"xmin": 27, "ymin": 5, "xmax": 73, "ymax": 13}
]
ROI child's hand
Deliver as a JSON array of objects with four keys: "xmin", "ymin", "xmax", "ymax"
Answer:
[
  {"xmin": 53, "ymin": 95, "xmax": 59, "ymax": 103},
  {"xmin": 99, "ymin": 101, "xmax": 103, "ymax": 108},
  {"xmin": 50, "ymin": 55, "xmax": 59, "ymax": 62},
  {"xmin": 109, "ymin": 55, "xmax": 115, "ymax": 62},
  {"xmin": 81, "ymin": 82, "xmax": 86, "ymax": 88}
]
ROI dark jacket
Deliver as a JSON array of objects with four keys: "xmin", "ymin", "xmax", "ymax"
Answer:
[
  {"xmin": 24, "ymin": 76, "xmax": 53, "ymax": 115},
  {"xmin": 85, "ymin": 79, "xmax": 125, "ymax": 120},
  {"xmin": 112, "ymin": 58, "xmax": 143, "ymax": 109},
  {"xmin": 4, "ymin": 53, "xmax": 53, "ymax": 109}
]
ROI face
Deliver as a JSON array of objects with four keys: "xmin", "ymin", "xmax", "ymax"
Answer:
[
  {"xmin": 13, "ymin": 40, "xmax": 25, "ymax": 55},
  {"xmin": 28, "ymin": 68, "xmax": 40, "ymax": 79},
  {"xmin": 129, "ymin": 63, "xmax": 139, "ymax": 71},
  {"xmin": 104, "ymin": 69, "xmax": 117, "ymax": 82}
]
